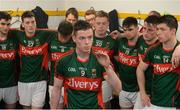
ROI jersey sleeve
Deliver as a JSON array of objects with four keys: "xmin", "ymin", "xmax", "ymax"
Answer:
[
  {"xmin": 143, "ymin": 48, "xmax": 153, "ymax": 65},
  {"xmin": 45, "ymin": 30, "xmax": 57, "ymax": 43}
]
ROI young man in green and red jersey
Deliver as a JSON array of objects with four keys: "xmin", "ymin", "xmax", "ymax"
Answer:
[
  {"xmin": 137, "ymin": 15, "xmax": 180, "ymax": 109},
  {"xmin": 134, "ymin": 15, "xmax": 160, "ymax": 109},
  {"xmin": 48, "ymin": 20, "xmax": 75, "ymax": 109},
  {"xmin": 116, "ymin": 17, "xmax": 140, "ymax": 109},
  {"xmin": 50, "ymin": 20, "xmax": 121, "ymax": 109},
  {"xmin": 92, "ymin": 10, "xmax": 117, "ymax": 108},
  {"xmin": 84, "ymin": 8, "xmax": 96, "ymax": 30},
  {"xmin": 0, "ymin": 11, "xmax": 19, "ymax": 109},
  {"xmin": 11, "ymin": 11, "xmax": 56, "ymax": 109}
]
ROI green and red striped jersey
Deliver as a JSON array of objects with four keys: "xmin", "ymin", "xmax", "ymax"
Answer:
[
  {"xmin": 56, "ymin": 50, "xmax": 106, "ymax": 109},
  {"xmin": 92, "ymin": 35, "xmax": 117, "ymax": 59},
  {"xmin": 0, "ymin": 33, "xmax": 19, "ymax": 88},
  {"xmin": 116, "ymin": 38, "xmax": 139, "ymax": 92},
  {"xmin": 137, "ymin": 36, "xmax": 159, "ymax": 95},
  {"xmin": 12, "ymin": 29, "xmax": 56, "ymax": 82},
  {"xmin": 49, "ymin": 35, "xmax": 75, "ymax": 85},
  {"xmin": 143, "ymin": 42, "xmax": 180, "ymax": 107}
]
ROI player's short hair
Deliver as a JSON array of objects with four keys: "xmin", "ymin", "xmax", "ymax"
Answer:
[
  {"xmin": 66, "ymin": 7, "xmax": 78, "ymax": 20},
  {"xmin": 21, "ymin": 11, "xmax": 35, "ymax": 22},
  {"xmin": 122, "ymin": 17, "xmax": 138, "ymax": 28},
  {"xmin": 73, "ymin": 20, "xmax": 92, "ymax": 35},
  {"xmin": 0, "ymin": 11, "xmax": 11, "ymax": 21},
  {"xmin": 58, "ymin": 20, "xmax": 73, "ymax": 36}
]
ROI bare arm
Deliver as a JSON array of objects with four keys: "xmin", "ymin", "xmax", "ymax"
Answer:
[
  {"xmin": 136, "ymin": 60, "xmax": 150, "ymax": 107},
  {"xmin": 95, "ymin": 51, "xmax": 122, "ymax": 94},
  {"xmin": 104, "ymin": 65, "xmax": 122, "ymax": 94},
  {"xmin": 50, "ymin": 77, "xmax": 63, "ymax": 109}
]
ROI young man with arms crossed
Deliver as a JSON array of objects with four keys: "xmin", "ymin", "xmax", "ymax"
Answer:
[
  {"xmin": 93, "ymin": 10, "xmax": 117, "ymax": 108},
  {"xmin": 137, "ymin": 15, "xmax": 180, "ymax": 109},
  {"xmin": 0, "ymin": 11, "xmax": 19, "ymax": 109},
  {"xmin": 48, "ymin": 20, "xmax": 75, "ymax": 109},
  {"xmin": 116, "ymin": 17, "xmax": 140, "ymax": 109},
  {"xmin": 50, "ymin": 20, "xmax": 121, "ymax": 109}
]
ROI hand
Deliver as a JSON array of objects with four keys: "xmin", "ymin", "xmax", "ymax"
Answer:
[
  {"xmin": 95, "ymin": 51, "xmax": 110, "ymax": 68},
  {"xmin": 172, "ymin": 45, "xmax": 180, "ymax": 67},
  {"xmin": 109, "ymin": 30, "xmax": 120, "ymax": 40},
  {"xmin": 140, "ymin": 92, "xmax": 150, "ymax": 107}
]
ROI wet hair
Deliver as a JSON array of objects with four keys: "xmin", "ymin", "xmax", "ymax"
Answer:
[
  {"xmin": 66, "ymin": 7, "xmax": 78, "ymax": 20},
  {"xmin": 21, "ymin": 11, "xmax": 35, "ymax": 22},
  {"xmin": 58, "ymin": 20, "xmax": 73, "ymax": 36},
  {"xmin": 0, "ymin": 11, "xmax": 11, "ymax": 21},
  {"xmin": 122, "ymin": 17, "xmax": 138, "ymax": 27},
  {"xmin": 73, "ymin": 20, "xmax": 92, "ymax": 35},
  {"xmin": 158, "ymin": 14, "xmax": 178, "ymax": 31}
]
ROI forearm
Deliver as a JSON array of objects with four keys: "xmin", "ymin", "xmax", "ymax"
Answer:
[
  {"xmin": 50, "ymin": 86, "xmax": 61, "ymax": 109},
  {"xmin": 136, "ymin": 67, "xmax": 146, "ymax": 94},
  {"xmin": 104, "ymin": 65, "xmax": 122, "ymax": 93}
]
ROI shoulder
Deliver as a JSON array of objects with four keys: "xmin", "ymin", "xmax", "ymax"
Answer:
[
  {"xmin": 146, "ymin": 43, "xmax": 161, "ymax": 54},
  {"xmin": 59, "ymin": 49, "xmax": 75, "ymax": 62}
]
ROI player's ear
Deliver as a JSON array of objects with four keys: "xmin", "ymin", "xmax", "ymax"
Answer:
[{"xmin": 72, "ymin": 35, "xmax": 76, "ymax": 42}]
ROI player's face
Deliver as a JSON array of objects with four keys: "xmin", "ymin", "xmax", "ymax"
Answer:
[
  {"xmin": 85, "ymin": 14, "xmax": 95, "ymax": 27},
  {"xmin": 94, "ymin": 17, "xmax": 109, "ymax": 36},
  {"xmin": 157, "ymin": 23, "xmax": 174, "ymax": 43},
  {"xmin": 143, "ymin": 22, "xmax": 157, "ymax": 42},
  {"xmin": 65, "ymin": 14, "xmax": 77, "ymax": 25},
  {"xmin": 123, "ymin": 25, "xmax": 139, "ymax": 40},
  {"xmin": 22, "ymin": 17, "xmax": 36, "ymax": 35},
  {"xmin": 73, "ymin": 28, "xmax": 93, "ymax": 53},
  {"xmin": 0, "ymin": 19, "xmax": 11, "ymax": 36}
]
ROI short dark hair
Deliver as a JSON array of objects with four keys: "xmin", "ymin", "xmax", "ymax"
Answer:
[
  {"xmin": 58, "ymin": 20, "xmax": 73, "ymax": 36},
  {"xmin": 144, "ymin": 15, "xmax": 160, "ymax": 25},
  {"xmin": 73, "ymin": 20, "xmax": 92, "ymax": 35},
  {"xmin": 158, "ymin": 15, "xmax": 178, "ymax": 31},
  {"xmin": 21, "ymin": 11, "xmax": 35, "ymax": 22},
  {"xmin": 0, "ymin": 11, "xmax": 11, "ymax": 21},
  {"xmin": 122, "ymin": 17, "xmax": 138, "ymax": 27},
  {"xmin": 95, "ymin": 10, "xmax": 109, "ymax": 19},
  {"xmin": 66, "ymin": 7, "xmax": 78, "ymax": 20}
]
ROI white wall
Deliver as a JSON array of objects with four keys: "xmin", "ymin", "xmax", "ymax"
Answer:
[
  {"xmin": 0, "ymin": 0, "xmax": 66, "ymax": 29},
  {"xmin": 0, "ymin": 0, "xmax": 180, "ymax": 38},
  {"xmin": 66, "ymin": 0, "xmax": 180, "ymax": 39}
]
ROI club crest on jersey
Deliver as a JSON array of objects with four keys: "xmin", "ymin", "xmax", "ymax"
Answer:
[
  {"xmin": 92, "ymin": 69, "xmax": 97, "ymax": 78},
  {"xmin": 61, "ymin": 48, "xmax": 65, "ymax": 52},
  {"xmin": 105, "ymin": 42, "xmax": 110, "ymax": 49},
  {"xmin": 35, "ymin": 39, "xmax": 40, "ymax": 46},
  {"xmin": 0, "ymin": 44, "xmax": 7, "ymax": 50}
]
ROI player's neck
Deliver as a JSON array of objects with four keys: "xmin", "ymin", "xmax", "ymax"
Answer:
[
  {"xmin": 76, "ymin": 49, "xmax": 90, "ymax": 61},
  {"xmin": 25, "ymin": 31, "xmax": 35, "ymax": 38},
  {"xmin": 128, "ymin": 35, "xmax": 139, "ymax": 46},
  {"xmin": 0, "ymin": 33, "xmax": 7, "ymax": 41},
  {"xmin": 145, "ymin": 37, "xmax": 158, "ymax": 45},
  {"xmin": 163, "ymin": 36, "xmax": 177, "ymax": 50},
  {"xmin": 95, "ymin": 32, "xmax": 106, "ymax": 38}
]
